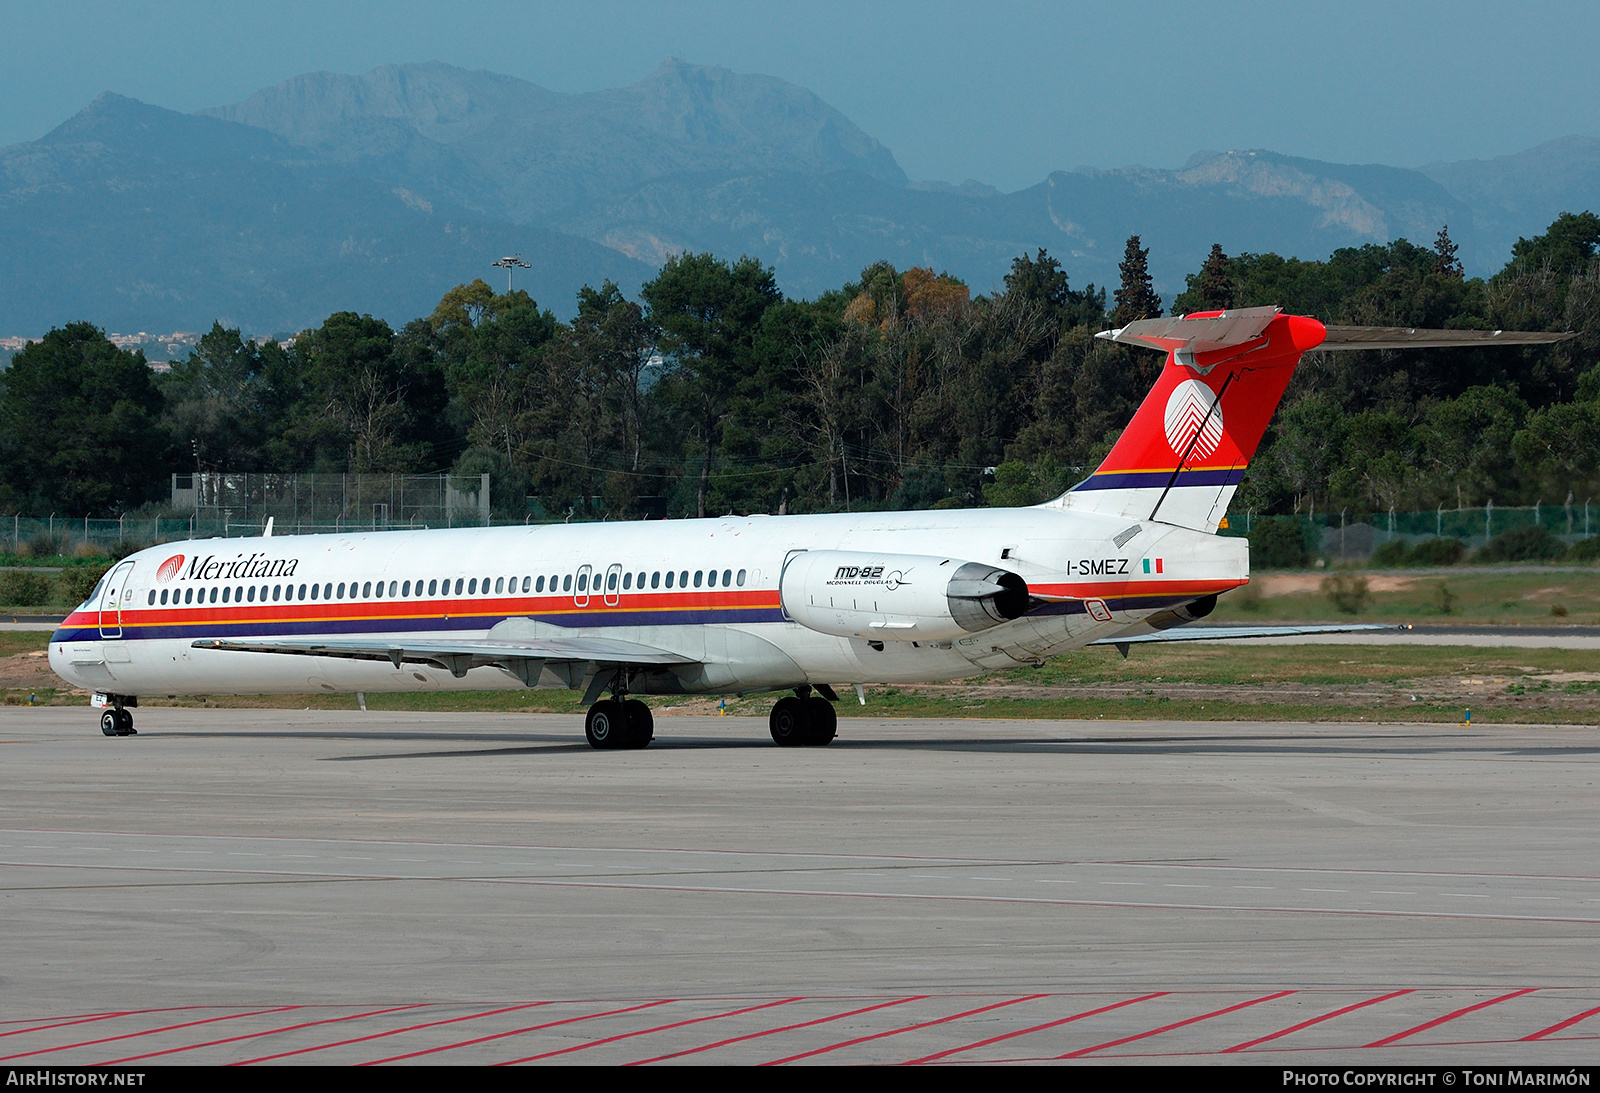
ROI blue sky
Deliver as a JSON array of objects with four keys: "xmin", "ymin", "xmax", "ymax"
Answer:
[{"xmin": 4, "ymin": 0, "xmax": 1598, "ymax": 191}]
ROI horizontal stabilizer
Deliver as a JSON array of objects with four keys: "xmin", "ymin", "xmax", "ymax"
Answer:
[
  {"xmin": 1316, "ymin": 326, "xmax": 1576, "ymax": 350},
  {"xmin": 1095, "ymin": 306, "xmax": 1281, "ymax": 354}
]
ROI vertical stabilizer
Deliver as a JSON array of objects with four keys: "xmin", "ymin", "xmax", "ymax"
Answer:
[{"xmin": 1048, "ymin": 308, "xmax": 1327, "ymax": 533}]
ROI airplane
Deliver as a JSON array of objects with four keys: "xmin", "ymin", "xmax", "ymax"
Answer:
[{"xmin": 47, "ymin": 307, "xmax": 1571, "ymax": 747}]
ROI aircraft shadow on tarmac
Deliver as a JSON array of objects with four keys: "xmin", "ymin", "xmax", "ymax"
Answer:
[
  {"xmin": 142, "ymin": 728, "xmax": 1600, "ymax": 763},
  {"xmin": 138, "ymin": 729, "xmax": 1600, "ymax": 762}
]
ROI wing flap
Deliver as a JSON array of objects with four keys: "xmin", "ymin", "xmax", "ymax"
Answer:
[{"xmin": 1090, "ymin": 623, "xmax": 1409, "ymax": 646}]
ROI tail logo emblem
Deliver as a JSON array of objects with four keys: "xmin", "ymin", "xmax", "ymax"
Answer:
[{"xmin": 1163, "ymin": 380, "xmax": 1223, "ymax": 460}]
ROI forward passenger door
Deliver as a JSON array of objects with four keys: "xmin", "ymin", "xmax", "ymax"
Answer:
[{"xmin": 98, "ymin": 560, "xmax": 136, "ymax": 639}]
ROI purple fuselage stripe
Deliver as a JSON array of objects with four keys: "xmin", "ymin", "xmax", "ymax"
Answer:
[
  {"xmin": 1072, "ymin": 468, "xmax": 1245, "ymax": 490},
  {"xmin": 50, "ymin": 607, "xmax": 787, "ymax": 645}
]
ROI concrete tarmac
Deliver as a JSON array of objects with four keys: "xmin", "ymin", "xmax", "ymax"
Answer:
[{"xmin": 1, "ymin": 706, "xmax": 1598, "ymax": 1065}]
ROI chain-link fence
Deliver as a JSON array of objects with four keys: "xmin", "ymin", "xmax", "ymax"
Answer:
[
  {"xmin": 7, "ymin": 493, "xmax": 1598, "ymax": 563},
  {"xmin": 173, "ymin": 472, "xmax": 490, "ymax": 530},
  {"xmin": 1224, "ymin": 503, "xmax": 1600, "ymax": 560},
  {"xmin": 3, "ymin": 474, "xmax": 493, "ymax": 556}
]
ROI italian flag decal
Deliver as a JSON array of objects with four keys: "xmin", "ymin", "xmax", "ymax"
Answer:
[{"xmin": 1142, "ymin": 558, "xmax": 1164, "ymax": 574}]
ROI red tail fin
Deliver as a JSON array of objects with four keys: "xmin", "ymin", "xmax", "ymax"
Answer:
[{"xmin": 1053, "ymin": 308, "xmax": 1327, "ymax": 532}]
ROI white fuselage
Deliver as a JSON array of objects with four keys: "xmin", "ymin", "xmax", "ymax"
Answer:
[{"xmin": 49, "ymin": 506, "xmax": 1247, "ymax": 699}]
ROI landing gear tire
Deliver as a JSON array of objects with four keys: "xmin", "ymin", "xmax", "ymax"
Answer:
[
  {"xmin": 769, "ymin": 696, "xmax": 809, "ymax": 747},
  {"xmin": 101, "ymin": 709, "xmax": 135, "ymax": 737},
  {"xmin": 623, "ymin": 699, "xmax": 654, "ymax": 749},
  {"xmin": 585, "ymin": 699, "xmax": 625, "ymax": 750},
  {"xmin": 804, "ymin": 696, "xmax": 836, "ymax": 746}
]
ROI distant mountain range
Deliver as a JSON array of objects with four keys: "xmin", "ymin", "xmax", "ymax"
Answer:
[{"xmin": 2, "ymin": 59, "xmax": 1597, "ymax": 335}]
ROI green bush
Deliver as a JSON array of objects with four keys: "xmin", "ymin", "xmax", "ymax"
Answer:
[
  {"xmin": 1568, "ymin": 536, "xmax": 1600, "ymax": 562},
  {"xmin": 0, "ymin": 570, "xmax": 52, "ymax": 606},
  {"xmin": 1321, "ymin": 574, "xmax": 1370, "ymax": 614},
  {"xmin": 1248, "ymin": 517, "xmax": 1310, "ymax": 568},
  {"xmin": 57, "ymin": 566, "xmax": 106, "ymax": 607},
  {"xmin": 1408, "ymin": 537, "xmax": 1466, "ymax": 566},
  {"xmin": 17, "ymin": 533, "xmax": 67, "ymax": 560},
  {"xmin": 1476, "ymin": 525, "xmax": 1567, "ymax": 562},
  {"xmin": 1370, "ymin": 540, "xmax": 1409, "ymax": 567}
]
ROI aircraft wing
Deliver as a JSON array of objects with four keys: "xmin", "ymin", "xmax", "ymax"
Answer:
[
  {"xmin": 192, "ymin": 634, "xmax": 696, "ymax": 674},
  {"xmin": 1090, "ymin": 623, "xmax": 1408, "ymax": 648}
]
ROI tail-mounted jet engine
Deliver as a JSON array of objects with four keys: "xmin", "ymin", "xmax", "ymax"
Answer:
[{"xmin": 779, "ymin": 550, "xmax": 1029, "ymax": 642}]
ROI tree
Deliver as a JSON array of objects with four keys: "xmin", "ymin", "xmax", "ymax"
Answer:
[
  {"xmin": 1002, "ymin": 248, "xmax": 1106, "ymax": 330},
  {"xmin": 0, "ymin": 323, "xmax": 168, "ymax": 513},
  {"xmin": 1419, "ymin": 386, "xmax": 1527, "ymax": 507},
  {"xmin": 642, "ymin": 253, "xmax": 782, "ymax": 517},
  {"xmin": 1510, "ymin": 211, "xmax": 1600, "ymax": 277},
  {"xmin": 1270, "ymin": 394, "xmax": 1347, "ymax": 516},
  {"xmin": 1112, "ymin": 235, "xmax": 1161, "ymax": 323},
  {"xmin": 1433, "ymin": 225, "xmax": 1464, "ymax": 279},
  {"xmin": 157, "ymin": 322, "xmax": 305, "ymax": 474},
  {"xmin": 433, "ymin": 281, "xmax": 558, "ymax": 470},
  {"xmin": 1193, "ymin": 243, "xmax": 1235, "ymax": 311},
  {"xmin": 288, "ymin": 312, "xmax": 433, "ymax": 472},
  {"xmin": 1513, "ymin": 401, "xmax": 1600, "ymax": 501}
]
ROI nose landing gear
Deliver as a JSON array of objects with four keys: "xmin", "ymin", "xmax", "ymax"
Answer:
[{"xmin": 99, "ymin": 707, "xmax": 135, "ymax": 737}]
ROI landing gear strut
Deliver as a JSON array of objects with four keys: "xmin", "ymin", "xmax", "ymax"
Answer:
[
  {"xmin": 584, "ymin": 694, "xmax": 653, "ymax": 751},
  {"xmin": 769, "ymin": 686, "xmax": 836, "ymax": 747}
]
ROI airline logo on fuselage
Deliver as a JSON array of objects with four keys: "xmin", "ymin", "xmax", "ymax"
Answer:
[
  {"xmin": 173, "ymin": 552, "xmax": 301, "ymax": 582},
  {"xmin": 155, "ymin": 555, "xmax": 185, "ymax": 583}
]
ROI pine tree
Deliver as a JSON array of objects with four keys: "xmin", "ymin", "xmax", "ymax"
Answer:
[
  {"xmin": 1433, "ymin": 225, "xmax": 1464, "ymax": 279},
  {"xmin": 1194, "ymin": 243, "xmax": 1235, "ymax": 312},
  {"xmin": 1113, "ymin": 235, "xmax": 1162, "ymax": 323}
]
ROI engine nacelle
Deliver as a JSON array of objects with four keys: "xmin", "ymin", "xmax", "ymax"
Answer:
[{"xmin": 779, "ymin": 550, "xmax": 1029, "ymax": 642}]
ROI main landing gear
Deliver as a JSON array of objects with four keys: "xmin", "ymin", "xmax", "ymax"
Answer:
[
  {"xmin": 584, "ymin": 697, "xmax": 654, "ymax": 750},
  {"xmin": 769, "ymin": 686, "xmax": 837, "ymax": 747}
]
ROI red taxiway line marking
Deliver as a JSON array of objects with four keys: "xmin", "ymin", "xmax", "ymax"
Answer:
[
  {"xmin": 1522, "ymin": 1003, "xmax": 1600, "ymax": 1042},
  {"xmin": 626, "ymin": 996, "xmax": 927, "ymax": 1065},
  {"xmin": 362, "ymin": 1001, "xmax": 672, "ymax": 1065},
  {"xmin": 1223, "ymin": 990, "xmax": 1415, "ymax": 1053},
  {"xmin": 0, "ymin": 1008, "xmax": 222, "ymax": 1040},
  {"xmin": 1058, "ymin": 990, "xmax": 1297, "ymax": 1059},
  {"xmin": 97, "ymin": 1004, "xmax": 433, "ymax": 1064},
  {"xmin": 1365, "ymin": 989, "xmax": 1537, "ymax": 1048},
  {"xmin": 231, "ymin": 1002, "xmax": 552, "ymax": 1065},
  {"xmin": 904, "ymin": 993, "xmax": 1169, "ymax": 1064},
  {"xmin": 493, "ymin": 997, "xmax": 803, "ymax": 1065},
  {"xmin": 762, "ymin": 994, "xmax": 1048, "ymax": 1066},
  {"xmin": 0, "ymin": 1007, "xmax": 301, "ymax": 1062}
]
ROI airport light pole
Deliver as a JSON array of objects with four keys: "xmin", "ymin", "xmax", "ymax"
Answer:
[{"xmin": 492, "ymin": 254, "xmax": 531, "ymax": 294}]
